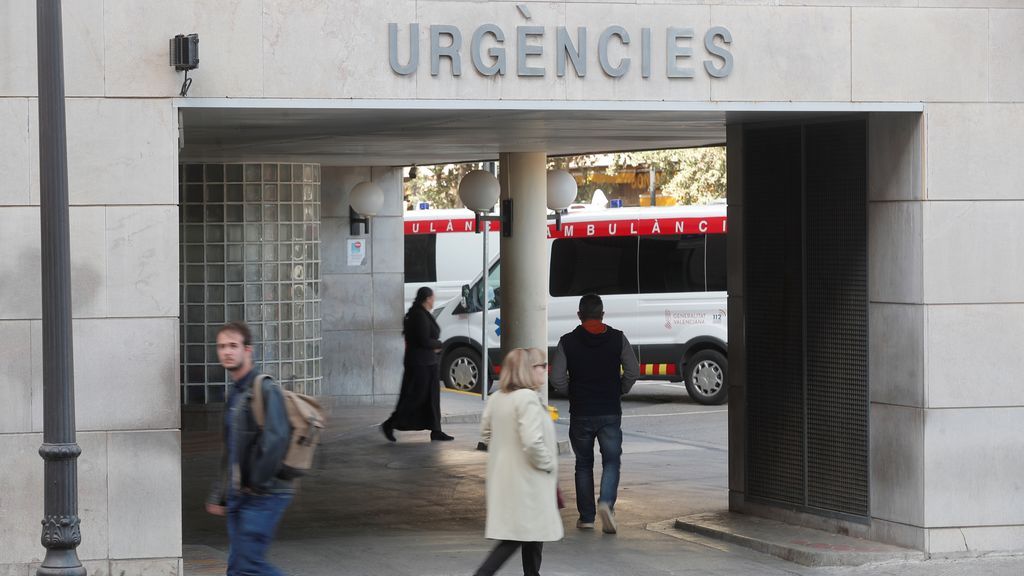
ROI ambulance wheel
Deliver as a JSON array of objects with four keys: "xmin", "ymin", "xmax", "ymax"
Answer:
[
  {"xmin": 442, "ymin": 347, "xmax": 482, "ymax": 393},
  {"xmin": 684, "ymin": 349, "xmax": 728, "ymax": 405}
]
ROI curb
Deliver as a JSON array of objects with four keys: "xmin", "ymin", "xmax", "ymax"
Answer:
[
  {"xmin": 673, "ymin": 513, "xmax": 926, "ymax": 567},
  {"xmin": 441, "ymin": 412, "xmax": 482, "ymax": 425}
]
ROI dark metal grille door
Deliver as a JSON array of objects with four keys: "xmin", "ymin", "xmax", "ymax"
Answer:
[
  {"xmin": 805, "ymin": 122, "xmax": 869, "ymax": 517},
  {"xmin": 744, "ymin": 126, "xmax": 806, "ymax": 506},
  {"xmin": 743, "ymin": 119, "xmax": 869, "ymax": 519}
]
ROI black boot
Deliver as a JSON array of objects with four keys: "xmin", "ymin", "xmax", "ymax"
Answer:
[
  {"xmin": 381, "ymin": 421, "xmax": 396, "ymax": 442},
  {"xmin": 430, "ymin": 430, "xmax": 454, "ymax": 441}
]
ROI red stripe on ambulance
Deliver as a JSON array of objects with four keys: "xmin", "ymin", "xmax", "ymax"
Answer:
[{"xmin": 405, "ymin": 216, "xmax": 727, "ymax": 237}]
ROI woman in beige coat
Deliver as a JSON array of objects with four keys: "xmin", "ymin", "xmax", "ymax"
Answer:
[{"xmin": 474, "ymin": 348, "xmax": 564, "ymax": 576}]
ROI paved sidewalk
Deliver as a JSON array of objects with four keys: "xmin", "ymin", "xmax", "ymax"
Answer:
[{"xmin": 182, "ymin": 390, "xmax": 1024, "ymax": 576}]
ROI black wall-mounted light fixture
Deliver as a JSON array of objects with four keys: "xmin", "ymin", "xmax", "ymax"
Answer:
[{"xmin": 169, "ymin": 34, "xmax": 199, "ymax": 96}]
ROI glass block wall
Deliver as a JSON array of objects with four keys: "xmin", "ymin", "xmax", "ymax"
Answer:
[{"xmin": 179, "ymin": 162, "xmax": 322, "ymax": 404}]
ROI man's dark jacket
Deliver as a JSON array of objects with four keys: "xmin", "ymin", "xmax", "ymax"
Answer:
[
  {"xmin": 551, "ymin": 324, "xmax": 640, "ymax": 417},
  {"xmin": 208, "ymin": 371, "xmax": 293, "ymax": 506}
]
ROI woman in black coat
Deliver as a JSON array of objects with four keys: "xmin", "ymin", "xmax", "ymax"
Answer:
[{"xmin": 381, "ymin": 287, "xmax": 454, "ymax": 442}]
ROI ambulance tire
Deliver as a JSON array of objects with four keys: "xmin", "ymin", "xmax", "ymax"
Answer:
[
  {"xmin": 442, "ymin": 347, "xmax": 483, "ymax": 393},
  {"xmin": 684, "ymin": 349, "xmax": 728, "ymax": 405}
]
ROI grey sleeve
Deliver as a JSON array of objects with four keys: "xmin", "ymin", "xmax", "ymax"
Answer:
[
  {"xmin": 620, "ymin": 334, "xmax": 640, "ymax": 395},
  {"xmin": 550, "ymin": 340, "xmax": 569, "ymax": 395}
]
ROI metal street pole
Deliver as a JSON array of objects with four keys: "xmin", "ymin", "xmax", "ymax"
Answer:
[
  {"xmin": 36, "ymin": 1, "xmax": 86, "ymax": 574},
  {"xmin": 481, "ymin": 220, "xmax": 489, "ymax": 403}
]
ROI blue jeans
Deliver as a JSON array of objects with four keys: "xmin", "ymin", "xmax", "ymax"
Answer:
[
  {"xmin": 568, "ymin": 414, "xmax": 623, "ymax": 523},
  {"xmin": 227, "ymin": 492, "xmax": 293, "ymax": 576}
]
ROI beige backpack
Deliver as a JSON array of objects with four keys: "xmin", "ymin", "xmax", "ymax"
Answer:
[{"xmin": 251, "ymin": 374, "xmax": 327, "ymax": 479}]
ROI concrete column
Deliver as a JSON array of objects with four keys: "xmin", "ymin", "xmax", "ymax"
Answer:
[{"xmin": 498, "ymin": 152, "xmax": 548, "ymax": 386}]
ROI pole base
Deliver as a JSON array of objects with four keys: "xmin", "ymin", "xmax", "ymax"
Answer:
[{"xmin": 36, "ymin": 550, "xmax": 87, "ymax": 576}]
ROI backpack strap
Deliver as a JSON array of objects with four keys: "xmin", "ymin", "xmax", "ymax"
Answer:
[{"xmin": 251, "ymin": 374, "xmax": 268, "ymax": 429}]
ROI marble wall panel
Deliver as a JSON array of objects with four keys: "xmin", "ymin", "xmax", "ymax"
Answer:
[
  {"xmin": 322, "ymin": 274, "xmax": 374, "ymax": 332},
  {"xmin": 0, "ymin": 322, "xmax": 32, "ymax": 434},
  {"xmin": 871, "ymin": 404, "xmax": 925, "ymax": 527},
  {"xmin": 852, "ymin": 8, "xmax": 988, "ymax": 102},
  {"xmin": 105, "ymin": 205, "xmax": 179, "ymax": 317},
  {"xmin": 927, "ymin": 104, "xmax": 1024, "ymax": 201},
  {"xmin": 922, "ymin": 201, "xmax": 1024, "ymax": 303},
  {"xmin": 926, "ymin": 304, "xmax": 1024, "ymax": 408},
  {"xmin": 869, "ymin": 303, "xmax": 925, "ymax": 408},
  {"xmin": 990, "ymin": 10, "xmax": 1024, "ymax": 102},
  {"xmin": 868, "ymin": 112, "xmax": 923, "ymax": 202},
  {"xmin": 103, "ymin": 0, "xmax": 263, "ymax": 97},
  {"xmin": 263, "ymin": 0, "xmax": 416, "ymax": 99},
  {"xmin": 107, "ymin": 430, "xmax": 182, "ymax": 559},
  {"xmin": 0, "ymin": 0, "xmax": 104, "ymax": 97},
  {"xmin": 0, "ymin": 208, "xmax": 41, "ymax": 319},
  {"xmin": 322, "ymin": 330, "xmax": 374, "ymax": 396},
  {"xmin": 710, "ymin": 5, "xmax": 851, "ymax": 101},
  {"xmin": 71, "ymin": 318, "xmax": 179, "ymax": 432},
  {"xmin": 868, "ymin": 201, "xmax": 923, "ymax": 304},
  {"xmin": 373, "ymin": 330, "xmax": 406, "ymax": 398},
  {"xmin": 0, "ymin": 432, "xmax": 107, "ymax": 564},
  {"xmin": 0, "ymin": 99, "xmax": 32, "ymax": 205},
  {"xmin": 55, "ymin": 99, "xmax": 176, "ymax": 206},
  {"xmin": 924, "ymin": 407, "xmax": 1024, "ymax": 526}
]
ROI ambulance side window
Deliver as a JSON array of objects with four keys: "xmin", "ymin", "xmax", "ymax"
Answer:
[
  {"xmin": 549, "ymin": 237, "xmax": 639, "ymax": 296},
  {"xmin": 404, "ymin": 234, "xmax": 436, "ymax": 283},
  {"xmin": 638, "ymin": 234, "xmax": 705, "ymax": 293}
]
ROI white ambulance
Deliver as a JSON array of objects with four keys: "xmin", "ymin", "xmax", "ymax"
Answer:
[
  {"xmin": 419, "ymin": 204, "xmax": 729, "ymax": 405},
  {"xmin": 403, "ymin": 208, "xmax": 499, "ymax": 308}
]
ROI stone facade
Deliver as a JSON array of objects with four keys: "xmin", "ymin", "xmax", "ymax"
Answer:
[{"xmin": 1, "ymin": 0, "xmax": 1022, "ymax": 570}]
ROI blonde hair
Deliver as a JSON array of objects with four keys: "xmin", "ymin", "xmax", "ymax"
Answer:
[{"xmin": 498, "ymin": 348, "xmax": 546, "ymax": 393}]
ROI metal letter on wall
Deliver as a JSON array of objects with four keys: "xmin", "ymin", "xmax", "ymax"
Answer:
[
  {"xmin": 431, "ymin": 25, "xmax": 462, "ymax": 76},
  {"xmin": 517, "ymin": 25, "xmax": 545, "ymax": 77},
  {"xmin": 641, "ymin": 27, "xmax": 652, "ymax": 79},
  {"xmin": 555, "ymin": 26, "xmax": 586, "ymax": 78},
  {"xmin": 471, "ymin": 24, "xmax": 506, "ymax": 76},
  {"xmin": 666, "ymin": 27, "xmax": 695, "ymax": 79},
  {"xmin": 704, "ymin": 26, "xmax": 734, "ymax": 78},
  {"xmin": 598, "ymin": 25, "xmax": 630, "ymax": 78},
  {"xmin": 388, "ymin": 23, "xmax": 419, "ymax": 75}
]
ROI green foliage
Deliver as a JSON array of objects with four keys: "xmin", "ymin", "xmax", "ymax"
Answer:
[
  {"xmin": 404, "ymin": 163, "xmax": 486, "ymax": 210},
  {"xmin": 403, "ymin": 147, "xmax": 726, "ymax": 210},
  {"xmin": 609, "ymin": 147, "xmax": 726, "ymax": 205}
]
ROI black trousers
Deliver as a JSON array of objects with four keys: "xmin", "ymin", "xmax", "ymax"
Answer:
[{"xmin": 474, "ymin": 540, "xmax": 543, "ymax": 576}]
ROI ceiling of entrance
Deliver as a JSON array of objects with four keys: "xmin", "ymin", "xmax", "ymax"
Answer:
[{"xmin": 178, "ymin": 106, "xmax": 728, "ymax": 166}]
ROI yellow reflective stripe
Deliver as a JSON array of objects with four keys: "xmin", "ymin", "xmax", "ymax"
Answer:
[{"xmin": 640, "ymin": 364, "xmax": 672, "ymax": 376}]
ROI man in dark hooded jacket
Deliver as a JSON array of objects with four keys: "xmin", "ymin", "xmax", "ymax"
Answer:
[{"xmin": 551, "ymin": 293, "xmax": 640, "ymax": 535}]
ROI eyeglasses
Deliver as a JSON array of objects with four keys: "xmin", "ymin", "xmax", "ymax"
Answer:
[{"xmin": 533, "ymin": 363, "xmax": 548, "ymax": 369}]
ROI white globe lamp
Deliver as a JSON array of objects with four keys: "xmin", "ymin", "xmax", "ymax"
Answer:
[
  {"xmin": 349, "ymin": 181, "xmax": 384, "ymax": 235},
  {"xmin": 458, "ymin": 170, "xmax": 500, "ymax": 213},
  {"xmin": 547, "ymin": 170, "xmax": 578, "ymax": 211},
  {"xmin": 350, "ymin": 181, "xmax": 384, "ymax": 217}
]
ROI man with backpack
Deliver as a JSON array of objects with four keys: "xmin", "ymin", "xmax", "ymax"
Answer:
[
  {"xmin": 206, "ymin": 321, "xmax": 294, "ymax": 576},
  {"xmin": 550, "ymin": 294, "xmax": 640, "ymax": 535}
]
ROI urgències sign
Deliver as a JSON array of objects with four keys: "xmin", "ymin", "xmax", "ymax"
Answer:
[{"xmin": 388, "ymin": 18, "xmax": 733, "ymax": 80}]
